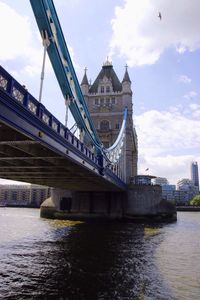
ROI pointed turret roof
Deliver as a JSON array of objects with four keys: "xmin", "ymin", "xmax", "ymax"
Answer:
[
  {"xmin": 81, "ymin": 68, "xmax": 89, "ymax": 85},
  {"xmin": 122, "ymin": 65, "xmax": 131, "ymax": 83},
  {"xmin": 89, "ymin": 61, "xmax": 122, "ymax": 93}
]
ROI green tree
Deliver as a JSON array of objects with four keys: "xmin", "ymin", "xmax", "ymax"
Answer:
[{"xmin": 190, "ymin": 195, "xmax": 200, "ymax": 206}]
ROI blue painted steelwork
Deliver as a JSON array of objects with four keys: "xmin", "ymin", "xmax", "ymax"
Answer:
[
  {"xmin": 104, "ymin": 107, "xmax": 127, "ymax": 164},
  {"xmin": 29, "ymin": 0, "xmax": 127, "ymax": 166},
  {"xmin": 0, "ymin": 65, "xmax": 127, "ymax": 190},
  {"xmin": 29, "ymin": 0, "xmax": 101, "ymax": 148}
]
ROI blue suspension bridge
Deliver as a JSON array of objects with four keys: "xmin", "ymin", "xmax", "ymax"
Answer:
[
  {"xmin": 0, "ymin": 0, "xmax": 130, "ymax": 192},
  {"xmin": 0, "ymin": 0, "xmax": 176, "ymax": 221}
]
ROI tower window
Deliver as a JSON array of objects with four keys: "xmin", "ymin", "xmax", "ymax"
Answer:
[
  {"xmin": 94, "ymin": 98, "xmax": 99, "ymax": 105},
  {"xmin": 100, "ymin": 98, "xmax": 104, "ymax": 105},
  {"xmin": 106, "ymin": 86, "xmax": 110, "ymax": 93},
  {"xmin": 112, "ymin": 98, "xmax": 115, "ymax": 104},
  {"xmin": 100, "ymin": 86, "xmax": 104, "ymax": 93},
  {"xmin": 115, "ymin": 123, "xmax": 120, "ymax": 129},
  {"xmin": 106, "ymin": 98, "xmax": 110, "ymax": 105},
  {"xmin": 100, "ymin": 120, "xmax": 110, "ymax": 131}
]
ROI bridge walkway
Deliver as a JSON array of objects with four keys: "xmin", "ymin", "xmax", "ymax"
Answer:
[{"xmin": 0, "ymin": 66, "xmax": 126, "ymax": 191}]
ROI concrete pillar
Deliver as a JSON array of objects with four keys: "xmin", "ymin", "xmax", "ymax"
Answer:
[
  {"xmin": 40, "ymin": 186, "xmax": 177, "ymax": 221},
  {"xmin": 125, "ymin": 184, "xmax": 177, "ymax": 221},
  {"xmin": 40, "ymin": 188, "xmax": 126, "ymax": 220},
  {"xmin": 40, "ymin": 188, "xmax": 72, "ymax": 219}
]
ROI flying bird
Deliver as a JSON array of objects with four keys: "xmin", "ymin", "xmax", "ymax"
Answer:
[{"xmin": 158, "ymin": 12, "xmax": 162, "ymax": 20}]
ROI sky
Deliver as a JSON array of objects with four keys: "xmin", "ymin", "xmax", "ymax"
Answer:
[{"xmin": 0, "ymin": 0, "xmax": 200, "ymax": 185}]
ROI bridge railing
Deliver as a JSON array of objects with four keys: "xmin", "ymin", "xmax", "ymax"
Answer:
[{"xmin": 0, "ymin": 65, "xmax": 98, "ymax": 166}]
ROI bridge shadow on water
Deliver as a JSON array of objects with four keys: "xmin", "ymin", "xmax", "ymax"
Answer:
[{"xmin": 0, "ymin": 216, "xmax": 175, "ymax": 300}]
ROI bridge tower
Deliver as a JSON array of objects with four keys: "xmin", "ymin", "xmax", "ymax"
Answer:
[{"xmin": 81, "ymin": 61, "xmax": 138, "ymax": 183}]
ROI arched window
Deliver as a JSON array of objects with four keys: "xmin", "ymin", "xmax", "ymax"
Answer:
[
  {"xmin": 100, "ymin": 120, "xmax": 110, "ymax": 131},
  {"xmin": 100, "ymin": 86, "xmax": 104, "ymax": 93},
  {"xmin": 106, "ymin": 86, "xmax": 110, "ymax": 93}
]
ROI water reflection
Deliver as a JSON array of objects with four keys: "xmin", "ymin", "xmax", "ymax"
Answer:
[
  {"xmin": 0, "ymin": 209, "xmax": 199, "ymax": 299},
  {"xmin": 156, "ymin": 212, "xmax": 200, "ymax": 300}
]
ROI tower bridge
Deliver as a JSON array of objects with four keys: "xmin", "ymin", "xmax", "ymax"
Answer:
[
  {"xmin": 0, "ymin": 0, "xmax": 176, "ymax": 220},
  {"xmin": 0, "ymin": 66, "xmax": 127, "ymax": 192}
]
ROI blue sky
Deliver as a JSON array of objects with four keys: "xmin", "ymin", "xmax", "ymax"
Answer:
[{"xmin": 0, "ymin": 0, "xmax": 200, "ymax": 185}]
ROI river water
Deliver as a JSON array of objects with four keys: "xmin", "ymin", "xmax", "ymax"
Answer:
[{"xmin": 0, "ymin": 208, "xmax": 199, "ymax": 300}]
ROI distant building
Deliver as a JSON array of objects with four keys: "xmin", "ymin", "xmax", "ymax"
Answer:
[
  {"xmin": 191, "ymin": 161, "xmax": 199, "ymax": 192},
  {"xmin": 162, "ymin": 184, "xmax": 176, "ymax": 202},
  {"xmin": 0, "ymin": 184, "xmax": 50, "ymax": 207},
  {"xmin": 174, "ymin": 190, "xmax": 193, "ymax": 206},
  {"xmin": 153, "ymin": 177, "xmax": 169, "ymax": 185},
  {"xmin": 151, "ymin": 166, "xmax": 200, "ymax": 205},
  {"xmin": 176, "ymin": 178, "xmax": 199, "ymax": 205},
  {"xmin": 177, "ymin": 178, "xmax": 195, "ymax": 191},
  {"xmin": 131, "ymin": 175, "xmax": 156, "ymax": 185},
  {"xmin": 152, "ymin": 178, "xmax": 175, "ymax": 202}
]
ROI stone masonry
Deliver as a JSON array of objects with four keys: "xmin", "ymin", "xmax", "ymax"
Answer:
[{"xmin": 80, "ymin": 61, "xmax": 138, "ymax": 183}]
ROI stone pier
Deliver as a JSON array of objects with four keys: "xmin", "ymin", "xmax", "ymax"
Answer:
[
  {"xmin": 126, "ymin": 184, "xmax": 177, "ymax": 221},
  {"xmin": 40, "ymin": 185, "xmax": 177, "ymax": 221},
  {"xmin": 41, "ymin": 188, "xmax": 125, "ymax": 220}
]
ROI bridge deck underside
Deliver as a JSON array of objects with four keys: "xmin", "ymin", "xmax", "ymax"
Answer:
[{"xmin": 0, "ymin": 121, "xmax": 121, "ymax": 191}]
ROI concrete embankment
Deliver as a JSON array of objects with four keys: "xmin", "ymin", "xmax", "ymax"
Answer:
[{"xmin": 177, "ymin": 206, "xmax": 200, "ymax": 212}]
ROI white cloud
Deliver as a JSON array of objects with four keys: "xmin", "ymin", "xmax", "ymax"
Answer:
[
  {"xmin": 0, "ymin": 2, "xmax": 79, "ymax": 80},
  {"xmin": 135, "ymin": 106, "xmax": 200, "ymax": 183},
  {"xmin": 169, "ymin": 102, "xmax": 200, "ymax": 119},
  {"xmin": 0, "ymin": 2, "xmax": 44, "ymax": 77},
  {"xmin": 0, "ymin": 2, "xmax": 32, "ymax": 61},
  {"xmin": 189, "ymin": 103, "xmax": 200, "ymax": 118},
  {"xmin": 178, "ymin": 75, "xmax": 191, "ymax": 84},
  {"xmin": 110, "ymin": 0, "xmax": 200, "ymax": 66},
  {"xmin": 138, "ymin": 154, "xmax": 200, "ymax": 185},
  {"xmin": 184, "ymin": 90, "xmax": 197, "ymax": 100}
]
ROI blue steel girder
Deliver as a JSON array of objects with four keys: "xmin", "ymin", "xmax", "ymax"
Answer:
[
  {"xmin": 29, "ymin": 0, "xmax": 102, "ymax": 151},
  {"xmin": 0, "ymin": 65, "xmax": 127, "ymax": 191},
  {"xmin": 29, "ymin": 0, "xmax": 128, "ymax": 167},
  {"xmin": 104, "ymin": 108, "xmax": 127, "ymax": 164}
]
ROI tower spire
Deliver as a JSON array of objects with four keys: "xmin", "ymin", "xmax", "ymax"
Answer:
[
  {"xmin": 103, "ymin": 56, "xmax": 112, "ymax": 67},
  {"xmin": 81, "ymin": 67, "xmax": 89, "ymax": 85},
  {"xmin": 122, "ymin": 64, "xmax": 131, "ymax": 83}
]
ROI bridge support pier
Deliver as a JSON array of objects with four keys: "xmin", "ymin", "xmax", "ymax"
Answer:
[
  {"xmin": 40, "ymin": 188, "xmax": 126, "ymax": 220},
  {"xmin": 125, "ymin": 184, "xmax": 177, "ymax": 221},
  {"xmin": 40, "ymin": 188, "xmax": 73, "ymax": 219},
  {"xmin": 40, "ymin": 185, "xmax": 176, "ymax": 221}
]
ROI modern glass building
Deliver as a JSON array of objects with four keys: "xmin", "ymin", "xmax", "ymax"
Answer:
[{"xmin": 191, "ymin": 161, "xmax": 199, "ymax": 191}]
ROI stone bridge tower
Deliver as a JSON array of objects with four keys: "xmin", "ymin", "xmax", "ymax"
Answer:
[{"xmin": 81, "ymin": 61, "xmax": 138, "ymax": 183}]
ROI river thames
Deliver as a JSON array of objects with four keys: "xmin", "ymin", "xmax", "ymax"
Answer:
[{"xmin": 0, "ymin": 208, "xmax": 199, "ymax": 299}]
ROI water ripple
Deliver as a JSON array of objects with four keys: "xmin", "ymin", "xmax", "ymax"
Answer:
[{"xmin": 0, "ymin": 209, "xmax": 200, "ymax": 299}]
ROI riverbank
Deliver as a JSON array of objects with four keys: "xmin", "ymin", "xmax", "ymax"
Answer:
[{"xmin": 176, "ymin": 206, "xmax": 200, "ymax": 211}]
